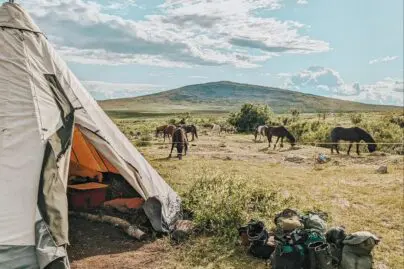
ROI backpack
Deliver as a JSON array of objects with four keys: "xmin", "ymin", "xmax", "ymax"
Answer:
[
  {"xmin": 271, "ymin": 229, "xmax": 306, "ymax": 269},
  {"xmin": 326, "ymin": 226, "xmax": 346, "ymax": 265},
  {"xmin": 302, "ymin": 212, "xmax": 328, "ymax": 233},
  {"xmin": 274, "ymin": 208, "xmax": 304, "ymax": 232},
  {"xmin": 238, "ymin": 220, "xmax": 275, "ymax": 259},
  {"xmin": 340, "ymin": 232, "xmax": 379, "ymax": 269}
]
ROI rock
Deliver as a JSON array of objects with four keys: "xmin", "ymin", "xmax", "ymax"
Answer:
[
  {"xmin": 284, "ymin": 155, "xmax": 305, "ymax": 163},
  {"xmin": 376, "ymin": 165, "xmax": 388, "ymax": 174},
  {"xmin": 375, "ymin": 263, "xmax": 389, "ymax": 269},
  {"xmin": 171, "ymin": 220, "xmax": 195, "ymax": 243}
]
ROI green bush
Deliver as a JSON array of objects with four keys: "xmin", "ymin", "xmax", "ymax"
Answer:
[
  {"xmin": 135, "ymin": 135, "xmax": 152, "ymax": 147},
  {"xmin": 182, "ymin": 171, "xmax": 295, "ymax": 242},
  {"xmin": 227, "ymin": 103, "xmax": 274, "ymax": 132},
  {"xmin": 349, "ymin": 113, "xmax": 363, "ymax": 125}
]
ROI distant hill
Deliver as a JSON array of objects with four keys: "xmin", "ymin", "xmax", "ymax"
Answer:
[{"xmin": 99, "ymin": 81, "xmax": 400, "ymax": 113}]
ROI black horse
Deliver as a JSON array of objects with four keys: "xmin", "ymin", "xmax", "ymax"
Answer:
[
  {"xmin": 179, "ymin": 124, "xmax": 198, "ymax": 141},
  {"xmin": 330, "ymin": 127, "xmax": 376, "ymax": 155},
  {"xmin": 266, "ymin": 126, "xmax": 296, "ymax": 149},
  {"xmin": 169, "ymin": 128, "xmax": 188, "ymax": 160}
]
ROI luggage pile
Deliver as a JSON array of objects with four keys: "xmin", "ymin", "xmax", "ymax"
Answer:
[{"xmin": 238, "ymin": 209, "xmax": 380, "ymax": 269}]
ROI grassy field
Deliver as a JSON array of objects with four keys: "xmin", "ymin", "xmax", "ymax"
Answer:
[{"xmin": 70, "ymin": 111, "xmax": 403, "ymax": 269}]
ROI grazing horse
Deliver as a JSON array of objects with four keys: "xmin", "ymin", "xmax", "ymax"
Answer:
[
  {"xmin": 254, "ymin": 125, "xmax": 268, "ymax": 141},
  {"xmin": 169, "ymin": 128, "xmax": 188, "ymax": 160},
  {"xmin": 180, "ymin": 124, "xmax": 198, "ymax": 141},
  {"xmin": 155, "ymin": 125, "xmax": 168, "ymax": 137},
  {"xmin": 330, "ymin": 127, "xmax": 376, "ymax": 155},
  {"xmin": 266, "ymin": 126, "xmax": 296, "ymax": 149},
  {"xmin": 211, "ymin": 124, "xmax": 221, "ymax": 135},
  {"xmin": 163, "ymin": 125, "xmax": 176, "ymax": 142}
]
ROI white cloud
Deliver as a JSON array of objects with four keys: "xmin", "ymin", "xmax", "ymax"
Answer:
[
  {"xmin": 332, "ymin": 78, "xmax": 403, "ymax": 106},
  {"xmin": 189, "ymin": 75, "xmax": 208, "ymax": 79},
  {"xmin": 21, "ymin": 0, "xmax": 330, "ymax": 68},
  {"xmin": 297, "ymin": 0, "xmax": 308, "ymax": 5},
  {"xmin": 369, "ymin": 56, "xmax": 399, "ymax": 65},
  {"xmin": 284, "ymin": 66, "xmax": 403, "ymax": 106},
  {"xmin": 82, "ymin": 80, "xmax": 164, "ymax": 100}
]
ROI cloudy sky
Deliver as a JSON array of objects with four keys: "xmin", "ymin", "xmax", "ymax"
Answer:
[{"xmin": 21, "ymin": 0, "xmax": 403, "ymax": 105}]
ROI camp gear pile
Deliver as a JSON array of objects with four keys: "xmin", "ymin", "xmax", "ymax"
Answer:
[{"xmin": 239, "ymin": 209, "xmax": 379, "ymax": 269}]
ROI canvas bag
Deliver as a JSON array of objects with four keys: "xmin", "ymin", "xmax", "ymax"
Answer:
[{"xmin": 340, "ymin": 231, "xmax": 379, "ymax": 269}]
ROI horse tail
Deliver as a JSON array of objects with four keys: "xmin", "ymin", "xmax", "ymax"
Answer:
[{"xmin": 330, "ymin": 127, "xmax": 338, "ymax": 142}]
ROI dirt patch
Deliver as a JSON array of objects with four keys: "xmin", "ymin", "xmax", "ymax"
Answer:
[{"xmin": 69, "ymin": 217, "xmax": 168, "ymax": 269}]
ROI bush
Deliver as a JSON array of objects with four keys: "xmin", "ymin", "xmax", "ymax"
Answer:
[
  {"xmin": 182, "ymin": 171, "xmax": 295, "ymax": 242},
  {"xmin": 227, "ymin": 103, "xmax": 274, "ymax": 132},
  {"xmin": 349, "ymin": 113, "xmax": 363, "ymax": 125},
  {"xmin": 135, "ymin": 135, "xmax": 152, "ymax": 147}
]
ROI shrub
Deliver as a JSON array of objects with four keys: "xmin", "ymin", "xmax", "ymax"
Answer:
[
  {"xmin": 182, "ymin": 171, "xmax": 295, "ymax": 242},
  {"xmin": 227, "ymin": 103, "xmax": 274, "ymax": 132},
  {"xmin": 135, "ymin": 135, "xmax": 152, "ymax": 147},
  {"xmin": 349, "ymin": 113, "xmax": 363, "ymax": 125}
]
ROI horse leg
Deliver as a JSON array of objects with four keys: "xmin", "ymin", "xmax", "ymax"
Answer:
[
  {"xmin": 336, "ymin": 142, "xmax": 340, "ymax": 154},
  {"xmin": 347, "ymin": 142, "xmax": 352, "ymax": 155},
  {"xmin": 274, "ymin": 137, "xmax": 280, "ymax": 150},
  {"xmin": 280, "ymin": 137, "xmax": 284, "ymax": 148},
  {"xmin": 169, "ymin": 141, "xmax": 175, "ymax": 158},
  {"xmin": 356, "ymin": 143, "xmax": 360, "ymax": 155},
  {"xmin": 267, "ymin": 134, "xmax": 272, "ymax": 148},
  {"xmin": 185, "ymin": 141, "xmax": 188, "ymax": 156}
]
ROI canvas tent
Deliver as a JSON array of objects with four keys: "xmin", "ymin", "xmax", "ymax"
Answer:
[{"xmin": 0, "ymin": 2, "xmax": 181, "ymax": 268}]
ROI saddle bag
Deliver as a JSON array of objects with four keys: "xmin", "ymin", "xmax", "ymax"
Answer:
[{"xmin": 340, "ymin": 231, "xmax": 379, "ymax": 269}]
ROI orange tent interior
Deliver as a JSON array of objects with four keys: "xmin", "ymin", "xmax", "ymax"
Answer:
[
  {"xmin": 67, "ymin": 125, "xmax": 144, "ymax": 211},
  {"xmin": 68, "ymin": 126, "xmax": 119, "ymax": 182}
]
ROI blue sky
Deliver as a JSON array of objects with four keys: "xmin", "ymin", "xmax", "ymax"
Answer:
[{"xmin": 22, "ymin": 0, "xmax": 403, "ymax": 105}]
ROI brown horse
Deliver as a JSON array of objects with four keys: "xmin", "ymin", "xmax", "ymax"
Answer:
[
  {"xmin": 163, "ymin": 125, "xmax": 176, "ymax": 142},
  {"xmin": 266, "ymin": 126, "xmax": 296, "ymax": 149},
  {"xmin": 179, "ymin": 124, "xmax": 198, "ymax": 141},
  {"xmin": 155, "ymin": 124, "xmax": 168, "ymax": 137},
  {"xmin": 169, "ymin": 128, "xmax": 188, "ymax": 160}
]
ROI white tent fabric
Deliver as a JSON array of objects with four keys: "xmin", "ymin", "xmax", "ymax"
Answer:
[{"xmin": 0, "ymin": 2, "xmax": 181, "ymax": 267}]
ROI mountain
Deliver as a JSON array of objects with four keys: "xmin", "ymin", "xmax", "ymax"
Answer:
[{"xmin": 99, "ymin": 81, "xmax": 400, "ymax": 113}]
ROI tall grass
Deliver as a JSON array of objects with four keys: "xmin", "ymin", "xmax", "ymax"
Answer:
[{"xmin": 182, "ymin": 170, "xmax": 296, "ymax": 242}]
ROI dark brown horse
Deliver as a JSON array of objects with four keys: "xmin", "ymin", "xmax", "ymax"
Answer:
[
  {"xmin": 266, "ymin": 126, "xmax": 296, "ymax": 149},
  {"xmin": 169, "ymin": 128, "xmax": 188, "ymax": 160},
  {"xmin": 155, "ymin": 124, "xmax": 168, "ymax": 137},
  {"xmin": 163, "ymin": 125, "xmax": 176, "ymax": 142},
  {"xmin": 179, "ymin": 124, "xmax": 198, "ymax": 141},
  {"xmin": 330, "ymin": 127, "xmax": 376, "ymax": 155}
]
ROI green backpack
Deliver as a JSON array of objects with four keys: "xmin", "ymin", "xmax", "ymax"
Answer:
[{"xmin": 340, "ymin": 232, "xmax": 379, "ymax": 269}]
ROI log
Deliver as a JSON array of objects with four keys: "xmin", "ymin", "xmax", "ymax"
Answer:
[{"xmin": 69, "ymin": 211, "xmax": 146, "ymax": 240}]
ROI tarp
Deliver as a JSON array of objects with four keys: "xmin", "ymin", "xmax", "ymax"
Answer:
[{"xmin": 0, "ymin": 2, "xmax": 181, "ymax": 268}]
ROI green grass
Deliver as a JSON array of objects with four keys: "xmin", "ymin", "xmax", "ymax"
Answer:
[{"xmin": 97, "ymin": 110, "xmax": 404, "ymax": 269}]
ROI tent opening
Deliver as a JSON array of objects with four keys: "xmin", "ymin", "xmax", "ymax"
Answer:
[{"xmin": 67, "ymin": 125, "xmax": 144, "ymax": 211}]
